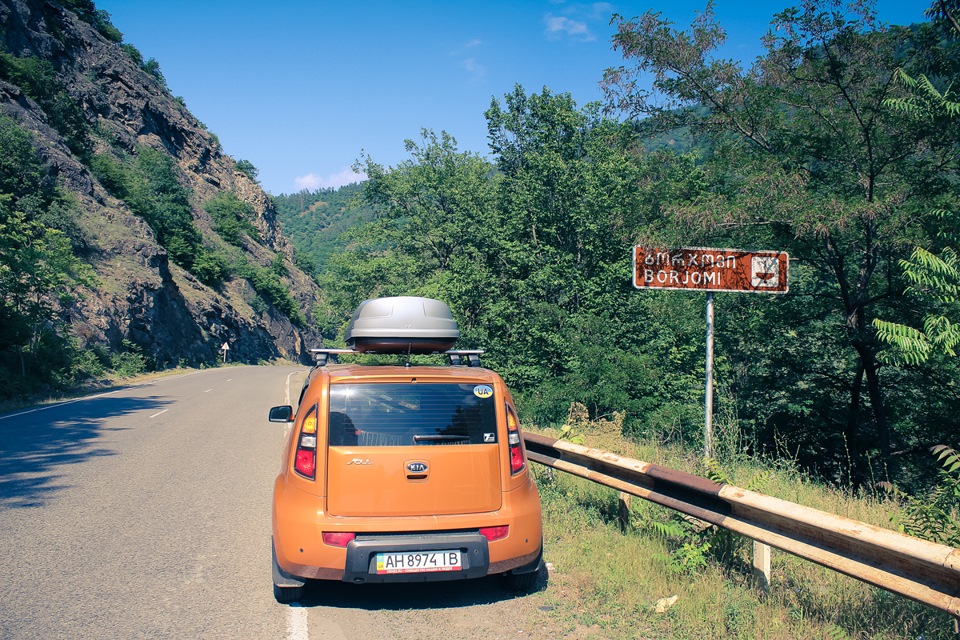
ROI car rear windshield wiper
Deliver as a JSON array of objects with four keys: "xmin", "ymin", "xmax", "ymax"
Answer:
[{"xmin": 412, "ymin": 434, "xmax": 471, "ymax": 443}]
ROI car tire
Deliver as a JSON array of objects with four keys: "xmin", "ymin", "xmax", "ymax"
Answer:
[
  {"xmin": 273, "ymin": 583, "xmax": 304, "ymax": 604},
  {"xmin": 502, "ymin": 555, "xmax": 545, "ymax": 592},
  {"xmin": 502, "ymin": 568, "xmax": 538, "ymax": 591}
]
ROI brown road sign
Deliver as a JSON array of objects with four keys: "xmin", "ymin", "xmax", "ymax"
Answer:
[{"xmin": 633, "ymin": 247, "xmax": 789, "ymax": 293}]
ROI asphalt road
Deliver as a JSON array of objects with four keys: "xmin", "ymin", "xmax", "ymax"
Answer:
[{"xmin": 0, "ymin": 366, "xmax": 552, "ymax": 640}]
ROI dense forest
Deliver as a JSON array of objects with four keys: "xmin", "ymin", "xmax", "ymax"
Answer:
[
  {"xmin": 275, "ymin": 0, "xmax": 960, "ymax": 493},
  {"xmin": 273, "ymin": 182, "xmax": 375, "ymax": 276}
]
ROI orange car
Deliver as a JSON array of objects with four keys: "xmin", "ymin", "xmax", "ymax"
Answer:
[{"xmin": 268, "ymin": 297, "xmax": 543, "ymax": 603}]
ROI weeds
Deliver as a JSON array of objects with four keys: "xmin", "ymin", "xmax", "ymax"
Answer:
[
  {"xmin": 530, "ymin": 420, "xmax": 958, "ymax": 639},
  {"xmin": 886, "ymin": 445, "xmax": 960, "ymax": 547}
]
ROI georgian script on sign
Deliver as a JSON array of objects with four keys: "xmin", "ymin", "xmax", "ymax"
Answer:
[{"xmin": 633, "ymin": 247, "xmax": 789, "ymax": 293}]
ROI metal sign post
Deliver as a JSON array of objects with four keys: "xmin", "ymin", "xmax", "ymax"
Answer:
[
  {"xmin": 705, "ymin": 292, "xmax": 715, "ymax": 458},
  {"xmin": 221, "ymin": 341, "xmax": 230, "ymax": 363},
  {"xmin": 633, "ymin": 246, "xmax": 789, "ymax": 458}
]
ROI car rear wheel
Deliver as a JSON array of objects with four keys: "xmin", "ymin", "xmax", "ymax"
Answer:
[
  {"xmin": 502, "ymin": 567, "xmax": 539, "ymax": 591},
  {"xmin": 501, "ymin": 542, "xmax": 545, "ymax": 592},
  {"xmin": 273, "ymin": 583, "xmax": 304, "ymax": 604}
]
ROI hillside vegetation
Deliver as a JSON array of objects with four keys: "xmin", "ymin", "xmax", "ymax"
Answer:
[
  {"xmin": 0, "ymin": 0, "xmax": 321, "ymax": 399},
  {"xmin": 273, "ymin": 182, "xmax": 375, "ymax": 276}
]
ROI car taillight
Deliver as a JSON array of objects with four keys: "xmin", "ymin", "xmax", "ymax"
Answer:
[
  {"xmin": 322, "ymin": 532, "xmax": 356, "ymax": 547},
  {"xmin": 505, "ymin": 404, "xmax": 526, "ymax": 475},
  {"xmin": 294, "ymin": 405, "xmax": 318, "ymax": 479},
  {"xmin": 479, "ymin": 525, "xmax": 509, "ymax": 542}
]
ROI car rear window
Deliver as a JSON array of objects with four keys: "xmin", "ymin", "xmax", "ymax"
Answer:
[{"xmin": 327, "ymin": 383, "xmax": 498, "ymax": 447}]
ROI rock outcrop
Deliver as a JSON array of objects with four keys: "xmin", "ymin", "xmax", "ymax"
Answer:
[{"xmin": 0, "ymin": 0, "xmax": 324, "ymax": 365}]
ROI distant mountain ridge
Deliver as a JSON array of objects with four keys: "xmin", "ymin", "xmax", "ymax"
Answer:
[{"xmin": 0, "ymin": 0, "xmax": 323, "ymax": 376}]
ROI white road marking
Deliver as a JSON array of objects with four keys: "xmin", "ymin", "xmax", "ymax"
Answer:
[
  {"xmin": 285, "ymin": 371, "xmax": 297, "ymax": 406},
  {"xmin": 0, "ymin": 388, "xmax": 123, "ymax": 421},
  {"xmin": 204, "ymin": 389, "xmax": 213, "ymax": 393},
  {"xmin": 149, "ymin": 409, "xmax": 168, "ymax": 419},
  {"xmin": 281, "ymin": 369, "xmax": 309, "ymax": 638},
  {"xmin": 287, "ymin": 604, "xmax": 309, "ymax": 640}
]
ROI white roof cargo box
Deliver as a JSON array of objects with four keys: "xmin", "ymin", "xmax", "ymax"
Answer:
[{"xmin": 344, "ymin": 296, "xmax": 460, "ymax": 353}]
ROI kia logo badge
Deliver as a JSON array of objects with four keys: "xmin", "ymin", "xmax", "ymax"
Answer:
[{"xmin": 406, "ymin": 462, "xmax": 428, "ymax": 473}]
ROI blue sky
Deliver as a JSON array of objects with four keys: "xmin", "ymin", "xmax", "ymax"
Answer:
[{"xmin": 95, "ymin": 0, "xmax": 929, "ymax": 196}]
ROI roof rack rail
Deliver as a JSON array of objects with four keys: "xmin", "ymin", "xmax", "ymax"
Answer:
[{"xmin": 309, "ymin": 348, "xmax": 485, "ymax": 367}]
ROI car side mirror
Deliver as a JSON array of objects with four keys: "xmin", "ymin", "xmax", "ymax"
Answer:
[{"xmin": 269, "ymin": 405, "xmax": 294, "ymax": 423}]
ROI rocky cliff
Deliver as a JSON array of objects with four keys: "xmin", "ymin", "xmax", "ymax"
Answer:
[{"xmin": 0, "ymin": 0, "xmax": 324, "ymax": 366}]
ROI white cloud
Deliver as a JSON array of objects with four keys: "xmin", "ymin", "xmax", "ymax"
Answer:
[
  {"xmin": 294, "ymin": 173, "xmax": 323, "ymax": 190},
  {"xmin": 544, "ymin": 14, "xmax": 594, "ymax": 41},
  {"xmin": 461, "ymin": 57, "xmax": 486, "ymax": 78},
  {"xmin": 450, "ymin": 40, "xmax": 486, "ymax": 80},
  {"xmin": 293, "ymin": 168, "xmax": 366, "ymax": 191}
]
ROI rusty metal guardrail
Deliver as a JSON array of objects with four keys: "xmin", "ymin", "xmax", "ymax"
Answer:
[{"xmin": 523, "ymin": 432, "xmax": 960, "ymax": 617}]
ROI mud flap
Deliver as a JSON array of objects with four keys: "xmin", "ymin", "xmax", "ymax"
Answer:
[
  {"xmin": 509, "ymin": 541, "xmax": 543, "ymax": 575},
  {"xmin": 272, "ymin": 537, "xmax": 306, "ymax": 588}
]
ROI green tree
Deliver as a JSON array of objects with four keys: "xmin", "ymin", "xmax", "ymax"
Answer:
[
  {"xmin": 0, "ymin": 118, "xmax": 94, "ymax": 394},
  {"xmin": 601, "ymin": 0, "xmax": 960, "ymax": 478},
  {"xmin": 273, "ymin": 182, "xmax": 375, "ymax": 273},
  {"xmin": 346, "ymin": 130, "xmax": 503, "ymax": 324},
  {"xmin": 234, "ymin": 159, "xmax": 259, "ymax": 182},
  {"xmin": 333, "ymin": 96, "xmax": 708, "ymax": 436},
  {"xmin": 873, "ymin": 4, "xmax": 960, "ymax": 365}
]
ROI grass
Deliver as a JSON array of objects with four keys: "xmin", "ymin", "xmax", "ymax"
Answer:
[{"xmin": 528, "ymin": 418, "xmax": 958, "ymax": 639}]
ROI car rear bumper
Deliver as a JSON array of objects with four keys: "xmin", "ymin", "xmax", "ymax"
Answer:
[{"xmin": 342, "ymin": 532, "xmax": 489, "ymax": 584}]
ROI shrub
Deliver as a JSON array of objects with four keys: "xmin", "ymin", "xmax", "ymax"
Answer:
[
  {"xmin": 120, "ymin": 44, "xmax": 144, "ymax": 67},
  {"xmin": 90, "ymin": 153, "xmax": 128, "ymax": 198},
  {"xmin": 191, "ymin": 247, "xmax": 230, "ymax": 288},
  {"xmin": 141, "ymin": 58, "xmax": 166, "ymax": 87},
  {"xmin": 92, "ymin": 10, "xmax": 123, "ymax": 43},
  {"xmin": 91, "ymin": 147, "xmax": 205, "ymax": 273},
  {"xmin": 69, "ymin": 347, "xmax": 105, "ymax": 381},
  {"xmin": 203, "ymin": 191, "xmax": 258, "ymax": 245},
  {"xmin": 234, "ymin": 159, "xmax": 259, "ymax": 182},
  {"xmin": 231, "ymin": 255, "xmax": 305, "ymax": 326},
  {"xmin": 110, "ymin": 340, "xmax": 147, "ymax": 378},
  {"xmin": 0, "ymin": 53, "xmax": 91, "ymax": 160}
]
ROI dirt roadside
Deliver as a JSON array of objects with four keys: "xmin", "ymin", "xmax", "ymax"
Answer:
[{"xmin": 288, "ymin": 564, "xmax": 616, "ymax": 640}]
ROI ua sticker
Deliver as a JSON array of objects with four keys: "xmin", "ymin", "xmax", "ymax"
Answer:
[{"xmin": 473, "ymin": 385, "xmax": 493, "ymax": 399}]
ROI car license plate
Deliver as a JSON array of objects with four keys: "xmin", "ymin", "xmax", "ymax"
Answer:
[{"xmin": 375, "ymin": 550, "xmax": 462, "ymax": 575}]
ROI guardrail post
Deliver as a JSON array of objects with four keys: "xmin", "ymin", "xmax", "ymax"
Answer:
[
  {"xmin": 619, "ymin": 492, "xmax": 631, "ymax": 533},
  {"xmin": 753, "ymin": 541, "xmax": 771, "ymax": 592}
]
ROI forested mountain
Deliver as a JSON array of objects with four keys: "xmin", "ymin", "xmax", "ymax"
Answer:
[
  {"xmin": 273, "ymin": 182, "xmax": 375, "ymax": 275},
  {"xmin": 0, "ymin": 0, "xmax": 323, "ymax": 397},
  {"xmin": 293, "ymin": 3, "xmax": 960, "ymax": 490}
]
